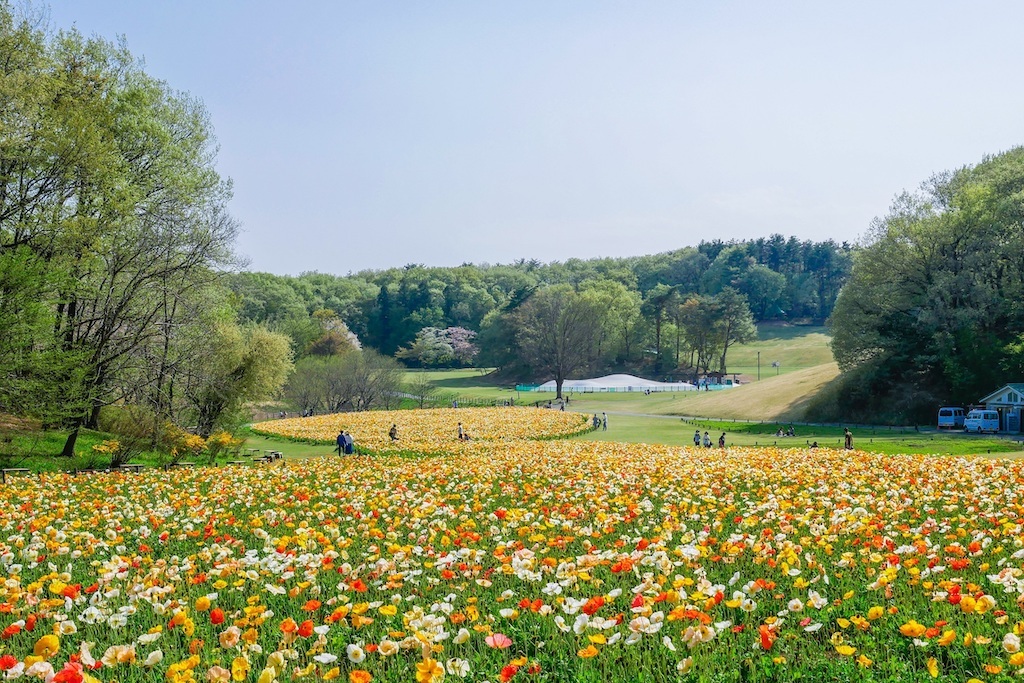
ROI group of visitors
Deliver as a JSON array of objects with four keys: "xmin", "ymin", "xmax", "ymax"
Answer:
[
  {"xmin": 334, "ymin": 430, "xmax": 354, "ymax": 455},
  {"xmin": 592, "ymin": 413, "xmax": 607, "ymax": 431},
  {"xmin": 775, "ymin": 425, "xmax": 797, "ymax": 437},
  {"xmin": 693, "ymin": 430, "xmax": 726, "ymax": 448},
  {"xmin": 457, "ymin": 421, "xmax": 472, "ymax": 440}
]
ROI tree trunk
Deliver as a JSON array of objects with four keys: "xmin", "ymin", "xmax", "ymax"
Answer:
[
  {"xmin": 654, "ymin": 316, "xmax": 662, "ymax": 372},
  {"xmin": 555, "ymin": 376, "xmax": 564, "ymax": 400},
  {"xmin": 87, "ymin": 400, "xmax": 102, "ymax": 429},
  {"xmin": 61, "ymin": 425, "xmax": 80, "ymax": 458}
]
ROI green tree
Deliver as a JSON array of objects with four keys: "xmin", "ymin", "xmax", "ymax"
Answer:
[
  {"xmin": 642, "ymin": 284, "xmax": 680, "ymax": 374},
  {"xmin": 188, "ymin": 322, "xmax": 293, "ymax": 437},
  {"xmin": 829, "ymin": 147, "xmax": 1024, "ymax": 421},
  {"xmin": 512, "ymin": 286, "xmax": 606, "ymax": 398},
  {"xmin": 736, "ymin": 264, "xmax": 786, "ymax": 319},
  {"xmin": 714, "ymin": 288, "xmax": 757, "ymax": 375}
]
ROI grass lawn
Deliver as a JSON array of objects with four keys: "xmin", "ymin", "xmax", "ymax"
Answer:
[
  {"xmin": 240, "ymin": 429, "xmax": 335, "ymax": 460},
  {"xmin": 571, "ymin": 412, "xmax": 1024, "ymax": 456},
  {"xmin": 719, "ymin": 323, "xmax": 834, "ymax": 379}
]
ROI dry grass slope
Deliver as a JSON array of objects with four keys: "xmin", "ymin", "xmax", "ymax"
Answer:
[{"xmin": 670, "ymin": 362, "xmax": 840, "ymax": 421}]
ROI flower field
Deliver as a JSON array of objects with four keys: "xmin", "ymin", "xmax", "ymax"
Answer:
[
  {"xmin": 3, "ymin": 440, "xmax": 1024, "ymax": 682},
  {"xmin": 250, "ymin": 408, "xmax": 592, "ymax": 453}
]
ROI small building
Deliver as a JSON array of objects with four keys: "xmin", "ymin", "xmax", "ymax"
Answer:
[{"xmin": 978, "ymin": 383, "xmax": 1024, "ymax": 433}]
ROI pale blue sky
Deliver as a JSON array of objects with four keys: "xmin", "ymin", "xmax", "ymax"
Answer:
[{"xmin": 46, "ymin": 1, "xmax": 1024, "ymax": 274}]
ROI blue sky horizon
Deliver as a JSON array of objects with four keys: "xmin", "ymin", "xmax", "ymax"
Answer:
[{"xmin": 46, "ymin": 1, "xmax": 1024, "ymax": 275}]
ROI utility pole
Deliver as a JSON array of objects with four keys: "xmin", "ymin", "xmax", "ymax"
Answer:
[{"xmin": 757, "ymin": 351, "xmax": 760, "ymax": 381}]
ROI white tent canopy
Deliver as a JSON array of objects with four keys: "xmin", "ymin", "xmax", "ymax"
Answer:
[{"xmin": 535, "ymin": 374, "xmax": 697, "ymax": 393}]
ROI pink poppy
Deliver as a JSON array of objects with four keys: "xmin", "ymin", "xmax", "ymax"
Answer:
[{"xmin": 486, "ymin": 633, "xmax": 513, "ymax": 649}]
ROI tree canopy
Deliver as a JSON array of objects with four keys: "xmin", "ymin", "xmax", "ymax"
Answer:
[
  {"xmin": 826, "ymin": 147, "xmax": 1024, "ymax": 422},
  {"xmin": 0, "ymin": 5, "xmax": 291, "ymax": 447}
]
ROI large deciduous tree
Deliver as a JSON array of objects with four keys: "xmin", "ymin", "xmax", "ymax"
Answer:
[
  {"xmin": 0, "ymin": 8, "xmax": 245, "ymax": 453},
  {"xmin": 512, "ymin": 285, "xmax": 606, "ymax": 398}
]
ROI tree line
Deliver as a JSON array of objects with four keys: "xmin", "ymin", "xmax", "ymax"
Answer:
[{"xmin": 229, "ymin": 236, "xmax": 853, "ymax": 392}]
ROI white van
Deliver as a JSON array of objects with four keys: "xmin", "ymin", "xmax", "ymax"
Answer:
[
  {"xmin": 964, "ymin": 409, "xmax": 1000, "ymax": 433},
  {"xmin": 937, "ymin": 407, "xmax": 965, "ymax": 429}
]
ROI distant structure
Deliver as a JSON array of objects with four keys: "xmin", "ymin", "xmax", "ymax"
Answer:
[{"xmin": 528, "ymin": 374, "xmax": 701, "ymax": 393}]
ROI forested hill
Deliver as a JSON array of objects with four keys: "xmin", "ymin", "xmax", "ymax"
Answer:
[{"xmin": 228, "ymin": 236, "xmax": 852, "ymax": 359}]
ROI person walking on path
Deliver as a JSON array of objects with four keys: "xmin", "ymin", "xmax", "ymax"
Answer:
[
  {"xmin": 703, "ymin": 431, "xmax": 711, "ymax": 448},
  {"xmin": 844, "ymin": 427, "xmax": 853, "ymax": 450},
  {"xmin": 457, "ymin": 422, "xmax": 465, "ymax": 440},
  {"xmin": 718, "ymin": 433, "xmax": 726, "ymax": 448},
  {"xmin": 592, "ymin": 414, "xmax": 600, "ymax": 430},
  {"xmin": 693, "ymin": 430, "xmax": 701, "ymax": 447},
  {"xmin": 602, "ymin": 413, "xmax": 607, "ymax": 431},
  {"xmin": 335, "ymin": 430, "xmax": 345, "ymax": 456},
  {"xmin": 343, "ymin": 431, "xmax": 354, "ymax": 454}
]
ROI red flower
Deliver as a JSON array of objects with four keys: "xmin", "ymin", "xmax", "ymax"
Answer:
[
  {"xmin": 499, "ymin": 664, "xmax": 519, "ymax": 682},
  {"xmin": 298, "ymin": 619, "xmax": 314, "ymax": 638},
  {"xmin": 52, "ymin": 663, "xmax": 84, "ymax": 683},
  {"xmin": 350, "ymin": 579, "xmax": 368, "ymax": 593},
  {"xmin": 0, "ymin": 655, "xmax": 17, "ymax": 670},
  {"xmin": 210, "ymin": 608, "xmax": 225, "ymax": 625},
  {"xmin": 582, "ymin": 596, "xmax": 605, "ymax": 616}
]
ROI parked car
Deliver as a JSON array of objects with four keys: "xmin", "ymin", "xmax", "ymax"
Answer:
[
  {"xmin": 964, "ymin": 409, "xmax": 1000, "ymax": 433},
  {"xmin": 937, "ymin": 407, "xmax": 965, "ymax": 430}
]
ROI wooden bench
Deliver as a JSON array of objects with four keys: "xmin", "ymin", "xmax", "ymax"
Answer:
[
  {"xmin": 170, "ymin": 461, "xmax": 195, "ymax": 469},
  {"xmin": 227, "ymin": 460, "xmax": 248, "ymax": 465},
  {"xmin": 118, "ymin": 464, "xmax": 144, "ymax": 473},
  {"xmin": 1, "ymin": 468, "xmax": 30, "ymax": 483},
  {"xmin": 244, "ymin": 448, "xmax": 260, "ymax": 458}
]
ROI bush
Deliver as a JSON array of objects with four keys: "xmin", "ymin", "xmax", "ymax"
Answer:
[{"xmin": 96, "ymin": 406, "xmax": 153, "ymax": 467}]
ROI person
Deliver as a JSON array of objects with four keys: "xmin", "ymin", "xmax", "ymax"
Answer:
[
  {"xmin": 593, "ymin": 414, "xmax": 600, "ymax": 429},
  {"xmin": 703, "ymin": 431, "xmax": 711, "ymax": 448},
  {"xmin": 718, "ymin": 433, "xmax": 726, "ymax": 448},
  {"xmin": 810, "ymin": 441, "xmax": 818, "ymax": 449},
  {"xmin": 457, "ymin": 422, "xmax": 465, "ymax": 440},
  {"xmin": 560, "ymin": 401, "xmax": 565, "ymax": 411},
  {"xmin": 389, "ymin": 424, "xmax": 399, "ymax": 442},
  {"xmin": 601, "ymin": 412, "xmax": 608, "ymax": 431},
  {"xmin": 844, "ymin": 427, "xmax": 853, "ymax": 450},
  {"xmin": 693, "ymin": 430, "xmax": 701, "ymax": 447},
  {"xmin": 452, "ymin": 399, "xmax": 458, "ymax": 409},
  {"xmin": 335, "ymin": 430, "xmax": 345, "ymax": 455}
]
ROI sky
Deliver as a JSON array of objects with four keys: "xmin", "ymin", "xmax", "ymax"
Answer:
[{"xmin": 45, "ymin": 1, "xmax": 1024, "ymax": 275}]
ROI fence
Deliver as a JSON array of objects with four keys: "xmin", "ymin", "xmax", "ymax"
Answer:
[{"xmin": 517, "ymin": 384, "xmax": 725, "ymax": 393}]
